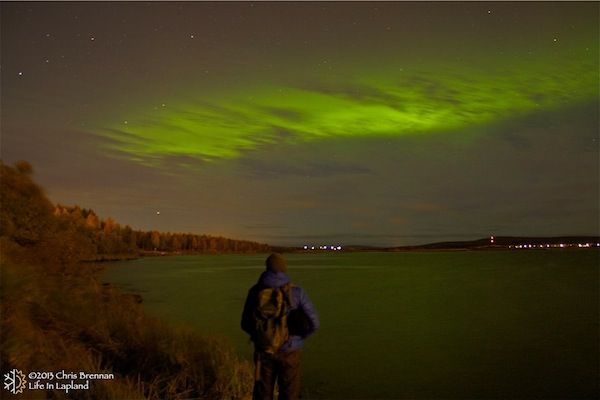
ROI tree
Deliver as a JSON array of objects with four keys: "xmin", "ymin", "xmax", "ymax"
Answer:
[
  {"xmin": 85, "ymin": 213, "xmax": 100, "ymax": 229},
  {"xmin": 150, "ymin": 231, "xmax": 160, "ymax": 250}
]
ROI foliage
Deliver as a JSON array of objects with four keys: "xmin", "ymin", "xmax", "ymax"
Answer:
[
  {"xmin": 1, "ymin": 261, "xmax": 253, "ymax": 399},
  {"xmin": 1, "ymin": 160, "xmax": 270, "ymax": 264},
  {"xmin": 0, "ymin": 161, "xmax": 95, "ymax": 265},
  {"xmin": 53, "ymin": 205, "xmax": 271, "ymax": 260},
  {"xmin": 0, "ymin": 161, "xmax": 254, "ymax": 399}
]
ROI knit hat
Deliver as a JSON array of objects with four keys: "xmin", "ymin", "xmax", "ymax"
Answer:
[{"xmin": 266, "ymin": 253, "xmax": 287, "ymax": 273}]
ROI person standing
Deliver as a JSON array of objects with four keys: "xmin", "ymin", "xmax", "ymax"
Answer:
[{"xmin": 241, "ymin": 253, "xmax": 319, "ymax": 400}]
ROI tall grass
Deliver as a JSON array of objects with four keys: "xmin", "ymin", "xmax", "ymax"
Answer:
[
  {"xmin": 1, "ymin": 160, "xmax": 253, "ymax": 399},
  {"xmin": 1, "ymin": 260, "xmax": 253, "ymax": 399}
]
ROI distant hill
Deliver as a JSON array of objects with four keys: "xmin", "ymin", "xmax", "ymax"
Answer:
[
  {"xmin": 296, "ymin": 236, "xmax": 600, "ymax": 252},
  {"xmin": 388, "ymin": 236, "xmax": 600, "ymax": 251}
]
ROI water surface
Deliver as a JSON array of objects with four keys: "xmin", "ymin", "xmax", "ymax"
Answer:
[{"xmin": 105, "ymin": 251, "xmax": 599, "ymax": 398}]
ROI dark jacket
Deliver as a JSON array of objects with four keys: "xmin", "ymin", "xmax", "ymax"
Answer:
[{"xmin": 241, "ymin": 270, "xmax": 319, "ymax": 352}]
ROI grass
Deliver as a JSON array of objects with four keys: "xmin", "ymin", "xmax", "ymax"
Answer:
[
  {"xmin": 0, "ymin": 161, "xmax": 254, "ymax": 399},
  {"xmin": 1, "ymin": 260, "xmax": 253, "ymax": 399}
]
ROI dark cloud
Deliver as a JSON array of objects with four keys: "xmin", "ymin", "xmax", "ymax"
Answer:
[
  {"xmin": 295, "ymin": 81, "xmax": 400, "ymax": 105},
  {"xmin": 239, "ymin": 158, "xmax": 373, "ymax": 179},
  {"xmin": 159, "ymin": 154, "xmax": 208, "ymax": 171},
  {"xmin": 497, "ymin": 131, "xmax": 533, "ymax": 150},
  {"xmin": 263, "ymin": 107, "xmax": 305, "ymax": 122},
  {"xmin": 399, "ymin": 75, "xmax": 463, "ymax": 105},
  {"xmin": 178, "ymin": 102, "xmax": 256, "ymax": 126},
  {"xmin": 256, "ymin": 232, "xmax": 486, "ymax": 246},
  {"xmin": 242, "ymin": 224, "xmax": 287, "ymax": 230}
]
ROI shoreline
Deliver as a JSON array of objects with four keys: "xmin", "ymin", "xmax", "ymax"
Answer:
[{"xmin": 95, "ymin": 246, "xmax": 600, "ymax": 262}]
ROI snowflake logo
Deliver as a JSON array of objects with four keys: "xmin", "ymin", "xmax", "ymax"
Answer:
[{"xmin": 3, "ymin": 369, "xmax": 27, "ymax": 395}]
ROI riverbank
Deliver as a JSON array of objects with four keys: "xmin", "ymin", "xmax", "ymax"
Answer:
[
  {"xmin": 1, "ymin": 259, "xmax": 254, "ymax": 399},
  {"xmin": 0, "ymin": 161, "xmax": 254, "ymax": 399}
]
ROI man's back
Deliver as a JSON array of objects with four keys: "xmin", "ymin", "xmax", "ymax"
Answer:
[
  {"xmin": 241, "ymin": 269, "xmax": 319, "ymax": 352},
  {"xmin": 241, "ymin": 253, "xmax": 319, "ymax": 400}
]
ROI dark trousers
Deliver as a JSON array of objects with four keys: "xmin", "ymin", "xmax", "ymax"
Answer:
[{"xmin": 253, "ymin": 350, "xmax": 302, "ymax": 400}]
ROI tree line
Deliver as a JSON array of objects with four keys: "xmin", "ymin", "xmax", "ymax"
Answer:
[
  {"xmin": 1, "ymin": 161, "xmax": 271, "ymax": 264},
  {"xmin": 54, "ymin": 204, "xmax": 271, "ymax": 258},
  {"xmin": 1, "ymin": 161, "xmax": 255, "ymax": 398}
]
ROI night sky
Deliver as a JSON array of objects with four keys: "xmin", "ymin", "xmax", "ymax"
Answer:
[{"xmin": 2, "ymin": 2, "xmax": 598, "ymax": 246}]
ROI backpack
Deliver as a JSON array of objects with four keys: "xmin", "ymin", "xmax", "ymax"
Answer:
[
  {"xmin": 288, "ymin": 307, "xmax": 313, "ymax": 338},
  {"xmin": 252, "ymin": 283, "xmax": 293, "ymax": 354}
]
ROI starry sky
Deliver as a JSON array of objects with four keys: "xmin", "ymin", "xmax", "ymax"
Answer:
[{"xmin": 2, "ymin": 2, "xmax": 598, "ymax": 246}]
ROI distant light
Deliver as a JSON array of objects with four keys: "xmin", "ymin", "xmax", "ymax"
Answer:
[
  {"xmin": 311, "ymin": 246, "xmax": 315, "ymax": 250},
  {"xmin": 303, "ymin": 245, "xmax": 308, "ymax": 250},
  {"xmin": 18, "ymin": 72, "xmax": 23, "ymax": 76},
  {"xmin": 156, "ymin": 211, "xmax": 160, "ymax": 215},
  {"xmin": 337, "ymin": 246, "xmax": 342, "ymax": 250}
]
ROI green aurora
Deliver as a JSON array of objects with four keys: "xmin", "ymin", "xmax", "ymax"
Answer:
[
  {"xmin": 3, "ymin": 1, "xmax": 598, "ymax": 245},
  {"xmin": 99, "ymin": 35, "xmax": 598, "ymax": 166}
]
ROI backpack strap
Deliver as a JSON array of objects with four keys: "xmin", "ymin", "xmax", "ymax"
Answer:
[{"xmin": 282, "ymin": 283, "xmax": 295, "ymax": 309}]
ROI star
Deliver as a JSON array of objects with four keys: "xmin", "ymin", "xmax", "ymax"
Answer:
[
  {"xmin": 190, "ymin": 34, "xmax": 195, "ymax": 39},
  {"xmin": 18, "ymin": 72, "xmax": 23, "ymax": 76}
]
